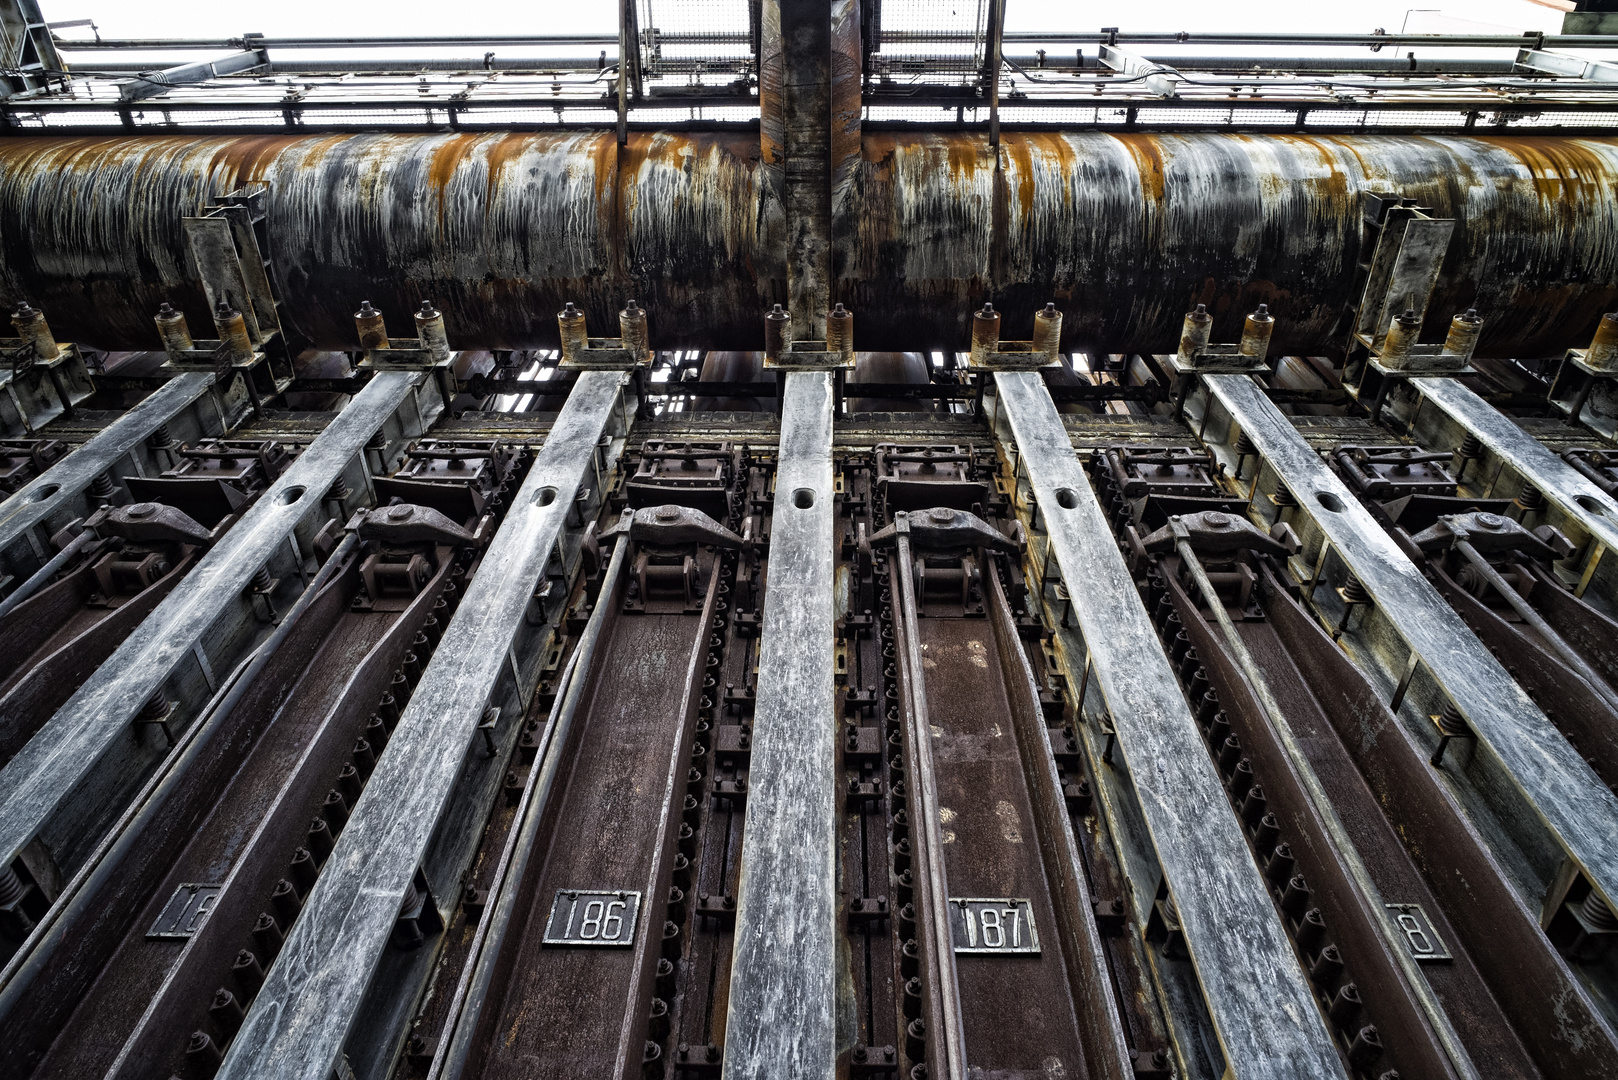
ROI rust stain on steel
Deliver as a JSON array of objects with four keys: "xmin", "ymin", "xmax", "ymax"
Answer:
[{"xmin": 0, "ymin": 132, "xmax": 1616, "ymax": 356}]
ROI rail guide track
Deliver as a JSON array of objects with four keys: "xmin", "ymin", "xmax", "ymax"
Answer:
[{"xmin": 0, "ymin": 321, "xmax": 1612, "ymax": 1080}]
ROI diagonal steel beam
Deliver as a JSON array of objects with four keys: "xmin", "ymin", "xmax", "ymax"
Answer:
[
  {"xmin": 1411, "ymin": 375, "xmax": 1618, "ymax": 555},
  {"xmin": 991, "ymin": 370, "xmax": 1346, "ymax": 1080},
  {"xmin": 0, "ymin": 371, "xmax": 222, "ymax": 582},
  {"xmin": 116, "ymin": 47, "xmax": 268, "ymax": 102},
  {"xmin": 0, "ymin": 370, "xmax": 433, "ymax": 881},
  {"xmin": 217, "ymin": 369, "xmax": 629, "ymax": 1080},
  {"xmin": 1203, "ymin": 372, "xmax": 1618, "ymax": 913}
]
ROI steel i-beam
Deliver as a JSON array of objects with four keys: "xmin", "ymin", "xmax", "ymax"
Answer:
[
  {"xmin": 216, "ymin": 369, "xmax": 629, "ymax": 1080},
  {"xmin": 723, "ymin": 371, "xmax": 838, "ymax": 1080},
  {"xmin": 0, "ymin": 370, "xmax": 436, "ymax": 884},
  {"xmin": 0, "ymin": 371, "xmax": 224, "ymax": 582},
  {"xmin": 990, "ymin": 370, "xmax": 1347, "ymax": 1079},
  {"xmin": 1200, "ymin": 373, "xmax": 1618, "ymax": 915}
]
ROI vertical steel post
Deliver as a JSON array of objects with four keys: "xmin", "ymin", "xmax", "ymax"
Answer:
[{"xmin": 724, "ymin": 371, "xmax": 838, "ymax": 1079}]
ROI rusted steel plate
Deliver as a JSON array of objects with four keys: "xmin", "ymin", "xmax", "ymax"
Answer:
[{"xmin": 0, "ymin": 134, "xmax": 1614, "ymax": 355}]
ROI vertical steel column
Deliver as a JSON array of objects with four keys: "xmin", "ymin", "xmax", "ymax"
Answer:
[
  {"xmin": 991, "ymin": 370, "xmax": 1348, "ymax": 1080},
  {"xmin": 761, "ymin": 0, "xmax": 859, "ymax": 337},
  {"xmin": 724, "ymin": 371, "xmax": 837, "ymax": 1079},
  {"xmin": 217, "ymin": 369, "xmax": 628, "ymax": 1080},
  {"xmin": 984, "ymin": 0, "xmax": 1006, "ymax": 146}
]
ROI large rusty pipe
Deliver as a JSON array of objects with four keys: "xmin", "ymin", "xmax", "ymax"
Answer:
[{"xmin": 0, "ymin": 131, "xmax": 1615, "ymax": 356}]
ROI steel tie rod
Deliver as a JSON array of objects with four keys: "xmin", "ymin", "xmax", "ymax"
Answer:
[
  {"xmin": 723, "ymin": 371, "xmax": 838, "ymax": 1080},
  {"xmin": 1202, "ymin": 372, "xmax": 1618, "ymax": 915},
  {"xmin": 216, "ymin": 368, "xmax": 627, "ymax": 1080},
  {"xmin": 890, "ymin": 517, "xmax": 969, "ymax": 1080},
  {"xmin": 990, "ymin": 370, "xmax": 1347, "ymax": 1080},
  {"xmin": 1449, "ymin": 538, "xmax": 1618, "ymax": 718},
  {"xmin": 428, "ymin": 518, "xmax": 630, "ymax": 1080}
]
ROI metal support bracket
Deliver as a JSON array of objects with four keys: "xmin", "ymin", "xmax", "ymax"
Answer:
[
  {"xmin": 0, "ymin": 371, "xmax": 223, "ymax": 587},
  {"xmin": 1547, "ymin": 349, "xmax": 1618, "ymax": 438},
  {"xmin": 0, "ymin": 338, "xmax": 95, "ymax": 435},
  {"xmin": 1405, "ymin": 375, "xmax": 1618, "ymax": 596}
]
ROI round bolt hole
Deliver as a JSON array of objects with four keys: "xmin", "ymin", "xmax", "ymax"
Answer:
[
  {"xmin": 278, "ymin": 485, "xmax": 307, "ymax": 505},
  {"xmin": 1055, "ymin": 487, "xmax": 1079, "ymax": 510},
  {"xmin": 1315, "ymin": 491, "xmax": 1345, "ymax": 513},
  {"xmin": 31, "ymin": 483, "xmax": 59, "ymax": 502},
  {"xmin": 535, "ymin": 486, "xmax": 558, "ymax": 507},
  {"xmin": 1576, "ymin": 494, "xmax": 1611, "ymax": 517},
  {"xmin": 793, "ymin": 487, "xmax": 815, "ymax": 510}
]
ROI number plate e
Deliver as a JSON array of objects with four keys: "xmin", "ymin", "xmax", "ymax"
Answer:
[
  {"xmin": 949, "ymin": 897, "xmax": 1040, "ymax": 955},
  {"xmin": 543, "ymin": 889, "xmax": 642, "ymax": 947},
  {"xmin": 1385, "ymin": 902, "xmax": 1451, "ymax": 962}
]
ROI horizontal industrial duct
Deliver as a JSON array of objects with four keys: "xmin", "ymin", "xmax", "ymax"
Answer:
[{"xmin": 0, "ymin": 130, "xmax": 1612, "ymax": 356}]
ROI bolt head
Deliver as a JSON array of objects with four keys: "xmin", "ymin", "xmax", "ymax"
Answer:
[
  {"xmin": 1476, "ymin": 512, "xmax": 1504, "ymax": 529},
  {"xmin": 127, "ymin": 502, "xmax": 157, "ymax": 518}
]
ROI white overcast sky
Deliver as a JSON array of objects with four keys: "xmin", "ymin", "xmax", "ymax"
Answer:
[{"xmin": 38, "ymin": 1, "xmax": 1570, "ymax": 46}]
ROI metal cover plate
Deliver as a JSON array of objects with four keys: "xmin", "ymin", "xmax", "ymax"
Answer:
[
  {"xmin": 949, "ymin": 897, "xmax": 1040, "ymax": 954},
  {"xmin": 147, "ymin": 882, "xmax": 224, "ymax": 939},
  {"xmin": 542, "ymin": 889, "xmax": 642, "ymax": 947},
  {"xmin": 1385, "ymin": 903, "xmax": 1452, "ymax": 963}
]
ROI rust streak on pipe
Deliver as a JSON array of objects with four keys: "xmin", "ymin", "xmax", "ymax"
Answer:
[{"xmin": 0, "ymin": 131, "xmax": 1614, "ymax": 356}]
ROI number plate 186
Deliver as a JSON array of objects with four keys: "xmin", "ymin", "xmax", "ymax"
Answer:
[
  {"xmin": 949, "ymin": 897, "xmax": 1040, "ymax": 955},
  {"xmin": 543, "ymin": 889, "xmax": 642, "ymax": 947}
]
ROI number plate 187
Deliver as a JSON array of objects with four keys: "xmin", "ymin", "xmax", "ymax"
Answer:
[
  {"xmin": 543, "ymin": 889, "xmax": 642, "ymax": 947},
  {"xmin": 949, "ymin": 897, "xmax": 1040, "ymax": 954}
]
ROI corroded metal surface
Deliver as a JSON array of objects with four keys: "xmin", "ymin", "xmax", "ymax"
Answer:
[
  {"xmin": 992, "ymin": 370, "xmax": 1346, "ymax": 1079},
  {"xmin": 724, "ymin": 371, "xmax": 837, "ymax": 1080},
  {"xmin": 0, "ymin": 133, "xmax": 1616, "ymax": 355}
]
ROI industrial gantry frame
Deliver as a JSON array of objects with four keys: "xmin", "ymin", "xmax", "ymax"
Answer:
[{"xmin": 2, "ymin": 2, "xmax": 1618, "ymax": 1080}]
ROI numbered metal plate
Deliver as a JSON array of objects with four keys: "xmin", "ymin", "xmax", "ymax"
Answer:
[
  {"xmin": 146, "ymin": 883, "xmax": 223, "ymax": 940},
  {"xmin": 1385, "ymin": 902, "xmax": 1451, "ymax": 963},
  {"xmin": 949, "ymin": 897, "xmax": 1041, "ymax": 955},
  {"xmin": 543, "ymin": 889, "xmax": 642, "ymax": 947}
]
